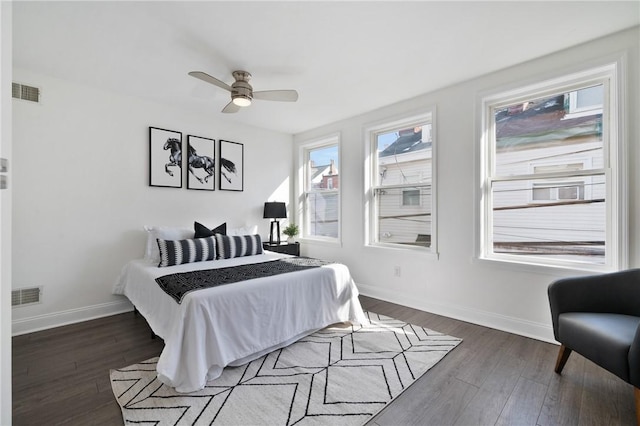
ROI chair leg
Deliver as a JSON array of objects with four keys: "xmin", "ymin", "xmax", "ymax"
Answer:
[
  {"xmin": 635, "ymin": 387, "xmax": 640, "ymax": 426},
  {"xmin": 554, "ymin": 344, "xmax": 572, "ymax": 374}
]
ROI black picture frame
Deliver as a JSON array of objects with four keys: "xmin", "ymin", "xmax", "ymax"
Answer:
[
  {"xmin": 187, "ymin": 135, "xmax": 215, "ymax": 191},
  {"xmin": 149, "ymin": 127, "xmax": 182, "ymax": 188},
  {"xmin": 219, "ymin": 140, "xmax": 244, "ymax": 191}
]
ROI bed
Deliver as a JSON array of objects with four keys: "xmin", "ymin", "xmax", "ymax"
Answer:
[{"xmin": 113, "ymin": 228, "xmax": 366, "ymax": 393}]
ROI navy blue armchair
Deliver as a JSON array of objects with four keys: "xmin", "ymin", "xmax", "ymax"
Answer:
[{"xmin": 548, "ymin": 268, "xmax": 640, "ymax": 425}]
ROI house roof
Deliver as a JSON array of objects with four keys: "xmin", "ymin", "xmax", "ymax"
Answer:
[
  {"xmin": 496, "ymin": 94, "xmax": 602, "ymax": 150},
  {"xmin": 310, "ymin": 164, "xmax": 331, "ymax": 181},
  {"xmin": 379, "ymin": 129, "xmax": 431, "ymax": 158}
]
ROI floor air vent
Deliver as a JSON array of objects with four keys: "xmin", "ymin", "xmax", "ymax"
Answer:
[
  {"xmin": 12, "ymin": 82, "xmax": 40, "ymax": 103},
  {"xmin": 12, "ymin": 287, "xmax": 42, "ymax": 307}
]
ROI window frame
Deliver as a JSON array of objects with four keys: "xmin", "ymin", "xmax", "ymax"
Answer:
[
  {"xmin": 364, "ymin": 109, "xmax": 438, "ymax": 255},
  {"xmin": 297, "ymin": 134, "xmax": 342, "ymax": 244},
  {"xmin": 477, "ymin": 62, "xmax": 627, "ymax": 272}
]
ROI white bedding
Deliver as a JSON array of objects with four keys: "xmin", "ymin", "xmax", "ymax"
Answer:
[{"xmin": 113, "ymin": 251, "xmax": 366, "ymax": 393}]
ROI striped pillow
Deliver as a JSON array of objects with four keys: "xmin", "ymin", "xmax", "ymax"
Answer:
[
  {"xmin": 215, "ymin": 234, "xmax": 263, "ymax": 259},
  {"xmin": 157, "ymin": 235, "xmax": 217, "ymax": 267}
]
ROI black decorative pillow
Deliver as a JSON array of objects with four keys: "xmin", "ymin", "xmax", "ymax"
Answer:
[
  {"xmin": 157, "ymin": 235, "xmax": 217, "ymax": 267},
  {"xmin": 194, "ymin": 221, "xmax": 227, "ymax": 238},
  {"xmin": 215, "ymin": 234, "xmax": 263, "ymax": 259}
]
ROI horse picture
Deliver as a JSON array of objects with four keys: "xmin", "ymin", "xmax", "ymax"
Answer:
[
  {"xmin": 149, "ymin": 127, "xmax": 182, "ymax": 188},
  {"xmin": 163, "ymin": 138, "xmax": 182, "ymax": 177},
  {"xmin": 188, "ymin": 145, "xmax": 214, "ymax": 183},
  {"xmin": 219, "ymin": 140, "xmax": 243, "ymax": 191},
  {"xmin": 187, "ymin": 135, "xmax": 216, "ymax": 190},
  {"xmin": 220, "ymin": 157, "xmax": 236, "ymax": 184}
]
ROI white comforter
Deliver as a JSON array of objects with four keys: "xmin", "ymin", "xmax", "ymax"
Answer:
[{"xmin": 113, "ymin": 251, "xmax": 366, "ymax": 393}]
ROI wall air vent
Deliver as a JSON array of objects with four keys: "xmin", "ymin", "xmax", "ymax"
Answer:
[
  {"xmin": 12, "ymin": 82, "xmax": 40, "ymax": 103},
  {"xmin": 12, "ymin": 287, "xmax": 42, "ymax": 307}
]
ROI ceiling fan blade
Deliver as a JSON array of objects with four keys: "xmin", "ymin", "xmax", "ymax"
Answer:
[
  {"xmin": 253, "ymin": 90, "xmax": 299, "ymax": 102},
  {"xmin": 188, "ymin": 71, "xmax": 232, "ymax": 92},
  {"xmin": 222, "ymin": 101, "xmax": 241, "ymax": 113}
]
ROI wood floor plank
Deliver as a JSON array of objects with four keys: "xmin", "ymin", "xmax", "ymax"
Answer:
[
  {"xmin": 538, "ymin": 349, "xmax": 585, "ymax": 426},
  {"xmin": 453, "ymin": 327, "xmax": 513, "ymax": 388},
  {"xmin": 12, "ymin": 378, "xmax": 98, "ymax": 418},
  {"xmin": 13, "ymin": 385, "xmax": 116, "ymax": 426},
  {"xmin": 495, "ymin": 376, "xmax": 548, "ymax": 426},
  {"xmin": 372, "ymin": 368, "xmax": 477, "ymax": 425},
  {"xmin": 453, "ymin": 334, "xmax": 526, "ymax": 425},
  {"xmin": 579, "ymin": 358, "xmax": 635, "ymax": 425},
  {"xmin": 453, "ymin": 387, "xmax": 508, "ymax": 426},
  {"xmin": 520, "ymin": 336, "xmax": 557, "ymax": 386}
]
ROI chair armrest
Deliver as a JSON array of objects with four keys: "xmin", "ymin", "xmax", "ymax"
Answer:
[
  {"xmin": 548, "ymin": 269, "xmax": 640, "ymax": 340},
  {"xmin": 630, "ymin": 323, "xmax": 640, "ymax": 387}
]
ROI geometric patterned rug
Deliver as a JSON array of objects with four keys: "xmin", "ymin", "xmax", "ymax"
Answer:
[{"xmin": 110, "ymin": 312, "xmax": 462, "ymax": 426}]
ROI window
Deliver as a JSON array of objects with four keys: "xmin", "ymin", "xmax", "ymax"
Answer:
[
  {"xmin": 402, "ymin": 189, "xmax": 421, "ymax": 206},
  {"xmin": 531, "ymin": 181, "xmax": 585, "ymax": 202},
  {"xmin": 530, "ymin": 163, "xmax": 587, "ymax": 202},
  {"xmin": 479, "ymin": 64, "xmax": 625, "ymax": 271},
  {"xmin": 566, "ymin": 84, "xmax": 603, "ymax": 119},
  {"xmin": 366, "ymin": 112, "xmax": 436, "ymax": 251},
  {"xmin": 301, "ymin": 137, "xmax": 340, "ymax": 240}
]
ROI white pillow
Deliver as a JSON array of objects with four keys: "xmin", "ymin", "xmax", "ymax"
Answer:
[
  {"xmin": 143, "ymin": 225, "xmax": 194, "ymax": 263},
  {"xmin": 228, "ymin": 225, "xmax": 258, "ymax": 236}
]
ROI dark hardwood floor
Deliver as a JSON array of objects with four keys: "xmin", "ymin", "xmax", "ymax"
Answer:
[{"xmin": 12, "ymin": 296, "xmax": 636, "ymax": 425}]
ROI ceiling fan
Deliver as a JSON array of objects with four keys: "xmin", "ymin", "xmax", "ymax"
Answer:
[{"xmin": 188, "ymin": 70, "xmax": 299, "ymax": 113}]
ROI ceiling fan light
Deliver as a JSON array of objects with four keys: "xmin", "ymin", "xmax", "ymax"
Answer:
[{"xmin": 233, "ymin": 96, "xmax": 252, "ymax": 107}]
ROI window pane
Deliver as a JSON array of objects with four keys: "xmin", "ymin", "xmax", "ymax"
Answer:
[
  {"xmin": 494, "ymin": 85, "xmax": 603, "ymax": 177},
  {"xmin": 376, "ymin": 186, "xmax": 431, "ymax": 247},
  {"xmin": 492, "ymin": 177, "xmax": 605, "ymax": 263},
  {"xmin": 307, "ymin": 192, "xmax": 339, "ymax": 238},
  {"xmin": 377, "ymin": 124, "xmax": 431, "ymax": 186},
  {"xmin": 532, "ymin": 186, "xmax": 551, "ymax": 201},
  {"xmin": 305, "ymin": 143, "xmax": 340, "ymax": 239},
  {"xmin": 558, "ymin": 184, "xmax": 582, "ymax": 200},
  {"xmin": 307, "ymin": 145, "xmax": 339, "ymax": 190},
  {"xmin": 574, "ymin": 85, "xmax": 603, "ymax": 111},
  {"xmin": 402, "ymin": 189, "xmax": 420, "ymax": 206}
]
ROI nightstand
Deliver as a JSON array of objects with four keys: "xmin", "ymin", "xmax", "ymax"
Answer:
[{"xmin": 263, "ymin": 242, "xmax": 300, "ymax": 256}]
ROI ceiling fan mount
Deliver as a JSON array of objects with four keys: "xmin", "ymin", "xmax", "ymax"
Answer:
[
  {"xmin": 188, "ymin": 70, "xmax": 298, "ymax": 113},
  {"xmin": 230, "ymin": 71, "xmax": 253, "ymax": 106}
]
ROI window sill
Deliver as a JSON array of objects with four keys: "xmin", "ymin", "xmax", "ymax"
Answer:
[
  {"xmin": 297, "ymin": 237, "xmax": 342, "ymax": 248},
  {"xmin": 473, "ymin": 255, "xmax": 618, "ymax": 278},
  {"xmin": 365, "ymin": 243, "xmax": 439, "ymax": 260}
]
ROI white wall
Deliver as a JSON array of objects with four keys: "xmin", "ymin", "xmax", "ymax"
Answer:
[
  {"xmin": 1, "ymin": 1, "xmax": 13, "ymax": 422},
  {"xmin": 294, "ymin": 27, "xmax": 640, "ymax": 343},
  {"xmin": 11, "ymin": 69, "xmax": 292, "ymax": 334}
]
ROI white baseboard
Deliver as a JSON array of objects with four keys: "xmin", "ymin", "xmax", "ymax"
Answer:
[
  {"xmin": 356, "ymin": 282, "xmax": 556, "ymax": 344},
  {"xmin": 12, "ymin": 299, "xmax": 134, "ymax": 336}
]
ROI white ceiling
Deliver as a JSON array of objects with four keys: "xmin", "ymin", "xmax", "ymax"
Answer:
[{"xmin": 12, "ymin": 1, "xmax": 640, "ymax": 135}]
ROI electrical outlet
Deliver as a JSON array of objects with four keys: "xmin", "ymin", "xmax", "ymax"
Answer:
[{"xmin": 394, "ymin": 266, "xmax": 401, "ymax": 277}]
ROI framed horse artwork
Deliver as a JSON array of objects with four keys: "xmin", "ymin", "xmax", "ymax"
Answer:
[
  {"xmin": 149, "ymin": 127, "xmax": 182, "ymax": 188},
  {"xmin": 187, "ymin": 135, "xmax": 215, "ymax": 191},
  {"xmin": 219, "ymin": 140, "xmax": 244, "ymax": 191}
]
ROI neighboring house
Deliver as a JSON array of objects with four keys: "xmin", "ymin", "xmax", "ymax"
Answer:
[
  {"xmin": 310, "ymin": 160, "xmax": 339, "ymax": 190},
  {"xmin": 377, "ymin": 127, "xmax": 433, "ymax": 246},
  {"xmin": 308, "ymin": 160, "xmax": 339, "ymax": 237},
  {"xmin": 492, "ymin": 89, "xmax": 605, "ymax": 259}
]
